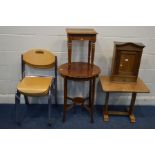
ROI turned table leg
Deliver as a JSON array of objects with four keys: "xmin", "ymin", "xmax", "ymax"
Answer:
[
  {"xmin": 88, "ymin": 41, "xmax": 92, "ymax": 64},
  {"xmin": 103, "ymin": 92, "xmax": 110, "ymax": 121},
  {"xmin": 91, "ymin": 42, "xmax": 95, "ymax": 64},
  {"xmin": 63, "ymin": 77, "xmax": 68, "ymax": 122},
  {"xmin": 129, "ymin": 92, "xmax": 137, "ymax": 123},
  {"xmin": 68, "ymin": 40, "xmax": 72, "ymax": 68}
]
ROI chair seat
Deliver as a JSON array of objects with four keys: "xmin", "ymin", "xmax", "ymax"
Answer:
[{"xmin": 17, "ymin": 77, "xmax": 54, "ymax": 96}]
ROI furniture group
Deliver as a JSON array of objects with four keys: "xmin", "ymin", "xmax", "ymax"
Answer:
[{"xmin": 15, "ymin": 28, "xmax": 150, "ymax": 126}]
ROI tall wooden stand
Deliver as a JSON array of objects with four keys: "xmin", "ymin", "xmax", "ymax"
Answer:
[{"xmin": 59, "ymin": 29, "xmax": 100, "ymax": 123}]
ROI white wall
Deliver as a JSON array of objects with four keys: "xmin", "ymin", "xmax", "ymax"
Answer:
[{"xmin": 0, "ymin": 26, "xmax": 154, "ymax": 105}]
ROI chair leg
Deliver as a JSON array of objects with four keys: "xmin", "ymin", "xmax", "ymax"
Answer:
[
  {"xmin": 54, "ymin": 78, "xmax": 58, "ymax": 106},
  {"xmin": 48, "ymin": 90, "xmax": 52, "ymax": 126},
  {"xmin": 15, "ymin": 90, "xmax": 21, "ymax": 125},
  {"xmin": 24, "ymin": 96, "xmax": 29, "ymax": 105},
  {"xmin": 54, "ymin": 56, "xmax": 58, "ymax": 106}
]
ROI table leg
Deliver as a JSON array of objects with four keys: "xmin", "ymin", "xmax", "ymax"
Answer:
[
  {"xmin": 91, "ymin": 42, "xmax": 95, "ymax": 64},
  {"xmin": 129, "ymin": 92, "xmax": 137, "ymax": 123},
  {"xmin": 68, "ymin": 40, "xmax": 72, "ymax": 68},
  {"xmin": 88, "ymin": 79, "xmax": 92, "ymax": 108},
  {"xmin": 88, "ymin": 41, "xmax": 92, "ymax": 64},
  {"xmin": 103, "ymin": 92, "xmax": 109, "ymax": 122},
  {"xmin": 90, "ymin": 78, "xmax": 96, "ymax": 123},
  {"xmin": 63, "ymin": 77, "xmax": 68, "ymax": 122}
]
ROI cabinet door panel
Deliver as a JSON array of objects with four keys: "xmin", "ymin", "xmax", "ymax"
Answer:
[{"xmin": 118, "ymin": 51, "xmax": 138, "ymax": 75}]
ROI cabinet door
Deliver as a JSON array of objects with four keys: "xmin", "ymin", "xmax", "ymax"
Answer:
[{"xmin": 118, "ymin": 51, "xmax": 139, "ymax": 75}]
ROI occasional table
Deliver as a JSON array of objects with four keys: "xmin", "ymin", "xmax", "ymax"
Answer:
[
  {"xmin": 59, "ymin": 62, "xmax": 101, "ymax": 123},
  {"xmin": 66, "ymin": 28, "xmax": 97, "ymax": 66},
  {"xmin": 100, "ymin": 76, "xmax": 150, "ymax": 123}
]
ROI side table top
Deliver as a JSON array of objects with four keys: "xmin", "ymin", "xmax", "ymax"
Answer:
[
  {"xmin": 100, "ymin": 76, "xmax": 150, "ymax": 93},
  {"xmin": 58, "ymin": 62, "xmax": 101, "ymax": 79},
  {"xmin": 66, "ymin": 28, "xmax": 97, "ymax": 35}
]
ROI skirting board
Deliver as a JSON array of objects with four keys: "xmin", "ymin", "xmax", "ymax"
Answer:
[{"xmin": 0, "ymin": 94, "xmax": 155, "ymax": 106}]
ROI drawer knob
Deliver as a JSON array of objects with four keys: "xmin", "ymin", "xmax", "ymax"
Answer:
[{"xmin": 125, "ymin": 59, "xmax": 128, "ymax": 62}]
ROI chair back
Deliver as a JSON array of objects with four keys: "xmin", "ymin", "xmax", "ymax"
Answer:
[{"xmin": 22, "ymin": 49, "xmax": 56, "ymax": 69}]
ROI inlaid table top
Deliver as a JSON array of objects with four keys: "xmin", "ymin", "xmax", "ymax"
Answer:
[
  {"xmin": 100, "ymin": 76, "xmax": 150, "ymax": 93},
  {"xmin": 58, "ymin": 62, "xmax": 101, "ymax": 79}
]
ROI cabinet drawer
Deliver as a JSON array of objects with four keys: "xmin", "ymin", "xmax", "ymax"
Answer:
[{"xmin": 68, "ymin": 34, "xmax": 96, "ymax": 41}]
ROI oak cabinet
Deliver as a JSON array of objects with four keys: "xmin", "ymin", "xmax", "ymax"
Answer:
[{"xmin": 110, "ymin": 42, "xmax": 145, "ymax": 82}]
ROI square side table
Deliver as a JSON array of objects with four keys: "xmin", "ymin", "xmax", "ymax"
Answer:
[{"xmin": 100, "ymin": 76, "xmax": 150, "ymax": 123}]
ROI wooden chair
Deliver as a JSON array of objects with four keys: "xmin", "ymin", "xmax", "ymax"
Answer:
[{"xmin": 15, "ymin": 49, "xmax": 57, "ymax": 126}]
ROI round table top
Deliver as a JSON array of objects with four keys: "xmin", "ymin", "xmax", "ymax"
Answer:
[{"xmin": 58, "ymin": 62, "xmax": 101, "ymax": 79}]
